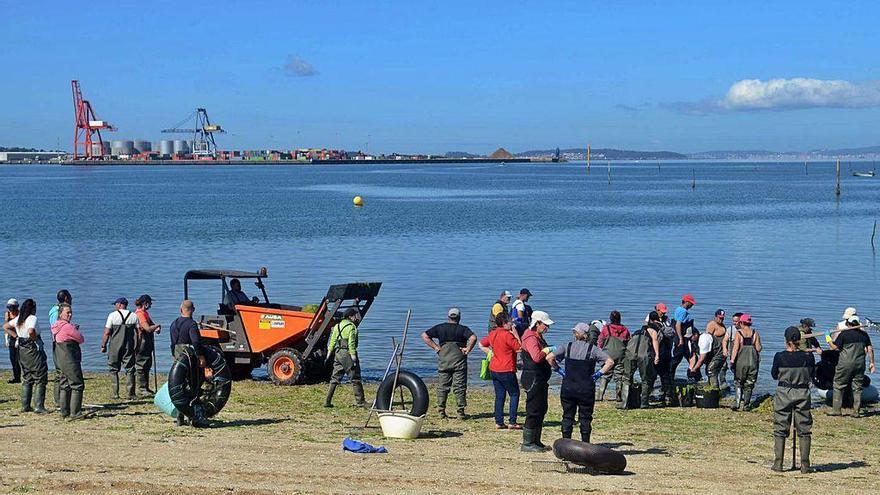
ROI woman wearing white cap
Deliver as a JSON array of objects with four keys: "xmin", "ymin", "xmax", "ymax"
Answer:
[
  {"xmin": 828, "ymin": 312, "xmax": 875, "ymax": 417},
  {"xmin": 519, "ymin": 310, "xmax": 555, "ymax": 452}
]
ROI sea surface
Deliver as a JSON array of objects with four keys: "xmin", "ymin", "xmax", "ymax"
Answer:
[{"xmin": 0, "ymin": 161, "xmax": 878, "ymax": 393}]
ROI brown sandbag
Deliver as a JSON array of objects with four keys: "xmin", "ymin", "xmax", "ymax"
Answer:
[{"xmin": 553, "ymin": 438, "xmax": 627, "ymax": 474}]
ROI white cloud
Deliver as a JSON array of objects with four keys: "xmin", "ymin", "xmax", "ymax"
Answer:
[
  {"xmin": 669, "ymin": 78, "xmax": 880, "ymax": 114},
  {"xmin": 283, "ymin": 55, "xmax": 318, "ymax": 77}
]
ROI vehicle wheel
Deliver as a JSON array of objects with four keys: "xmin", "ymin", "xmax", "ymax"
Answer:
[
  {"xmin": 268, "ymin": 348, "xmax": 304, "ymax": 385},
  {"xmin": 230, "ymin": 364, "xmax": 254, "ymax": 380},
  {"xmin": 375, "ymin": 370, "xmax": 429, "ymax": 416}
]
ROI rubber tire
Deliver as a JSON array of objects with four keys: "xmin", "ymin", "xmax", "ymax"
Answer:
[
  {"xmin": 552, "ymin": 438, "xmax": 627, "ymax": 474},
  {"xmin": 168, "ymin": 345, "xmax": 232, "ymax": 419},
  {"xmin": 375, "ymin": 370, "xmax": 429, "ymax": 416},
  {"xmin": 268, "ymin": 348, "xmax": 304, "ymax": 385}
]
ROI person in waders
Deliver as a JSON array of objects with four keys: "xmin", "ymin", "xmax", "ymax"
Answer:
[
  {"xmin": 704, "ymin": 309, "xmax": 728, "ymax": 389},
  {"xmin": 828, "ymin": 314, "xmax": 875, "ymax": 417},
  {"xmin": 48, "ymin": 289, "xmax": 72, "ymax": 410},
  {"xmin": 549, "ymin": 323, "xmax": 614, "ymax": 442},
  {"xmin": 50, "ymin": 303, "xmax": 85, "ymax": 420},
  {"xmin": 3, "ymin": 299, "xmax": 48, "ymax": 413},
  {"xmin": 596, "ymin": 311, "xmax": 630, "ymax": 404},
  {"xmin": 520, "ymin": 310, "xmax": 556, "ymax": 452},
  {"xmin": 797, "ymin": 318, "xmax": 822, "ymax": 354},
  {"xmin": 771, "ymin": 327, "xmax": 816, "ymax": 473},
  {"xmin": 134, "ymin": 295, "xmax": 161, "ymax": 397},
  {"xmin": 324, "ymin": 308, "xmax": 365, "ymax": 408},
  {"xmin": 100, "ymin": 297, "xmax": 139, "ymax": 400},
  {"xmin": 488, "ymin": 290, "xmax": 511, "ymax": 333},
  {"xmin": 722, "ymin": 313, "xmax": 743, "ymax": 390},
  {"xmin": 421, "ymin": 307, "xmax": 477, "ymax": 419},
  {"xmin": 5, "ymin": 299, "xmax": 21, "ymax": 384},
  {"xmin": 622, "ymin": 311, "xmax": 661, "ymax": 409},
  {"xmin": 730, "ymin": 313, "xmax": 762, "ymax": 411},
  {"xmin": 671, "ymin": 294, "xmax": 696, "ymax": 382},
  {"xmin": 653, "ymin": 304, "xmax": 677, "ymax": 405},
  {"xmin": 169, "ymin": 300, "xmax": 209, "ymax": 427}
]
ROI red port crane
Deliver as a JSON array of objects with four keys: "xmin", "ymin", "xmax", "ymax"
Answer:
[{"xmin": 71, "ymin": 80, "xmax": 116, "ymax": 160}]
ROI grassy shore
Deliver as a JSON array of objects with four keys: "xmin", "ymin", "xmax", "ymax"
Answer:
[{"xmin": 1, "ymin": 373, "xmax": 878, "ymax": 494}]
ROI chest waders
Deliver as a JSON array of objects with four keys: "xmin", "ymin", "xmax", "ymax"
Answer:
[
  {"xmin": 54, "ymin": 341, "xmax": 85, "ymax": 419},
  {"xmin": 624, "ymin": 331, "xmax": 656, "ymax": 408},
  {"xmin": 706, "ymin": 334, "xmax": 725, "ymax": 389},
  {"xmin": 597, "ymin": 335, "xmax": 626, "ymax": 402},
  {"xmin": 325, "ymin": 320, "xmax": 365, "ymax": 408},
  {"xmin": 832, "ymin": 341, "xmax": 867, "ymax": 416},
  {"xmin": 560, "ymin": 342, "xmax": 598, "ymax": 442},
  {"xmin": 107, "ymin": 311, "xmax": 137, "ymax": 399},
  {"xmin": 773, "ymin": 355, "xmax": 814, "ymax": 472},
  {"xmin": 733, "ymin": 332, "xmax": 759, "ymax": 410},
  {"xmin": 437, "ymin": 341, "xmax": 468, "ymax": 415},
  {"xmin": 520, "ymin": 335, "xmax": 552, "ymax": 452},
  {"xmin": 136, "ymin": 324, "xmax": 156, "ymax": 397},
  {"xmin": 17, "ymin": 336, "xmax": 48, "ymax": 413}
]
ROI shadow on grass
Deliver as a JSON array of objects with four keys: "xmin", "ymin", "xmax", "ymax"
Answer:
[
  {"xmin": 211, "ymin": 418, "xmax": 288, "ymax": 428},
  {"xmin": 92, "ymin": 410, "xmax": 161, "ymax": 419},
  {"xmin": 814, "ymin": 460, "xmax": 869, "ymax": 472},
  {"xmin": 419, "ymin": 429, "xmax": 464, "ymax": 439},
  {"xmin": 0, "ymin": 423, "xmax": 24, "ymax": 429},
  {"xmin": 464, "ymin": 412, "xmax": 496, "ymax": 420}
]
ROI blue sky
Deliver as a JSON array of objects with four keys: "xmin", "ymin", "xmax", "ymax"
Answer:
[{"xmin": 1, "ymin": 0, "xmax": 879, "ymax": 153}]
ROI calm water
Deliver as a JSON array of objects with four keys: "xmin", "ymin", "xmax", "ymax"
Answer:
[{"xmin": 1, "ymin": 161, "xmax": 878, "ymax": 393}]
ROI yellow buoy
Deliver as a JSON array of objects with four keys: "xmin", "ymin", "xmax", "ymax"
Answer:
[{"xmin": 353, "ymin": 195, "xmax": 363, "ymax": 207}]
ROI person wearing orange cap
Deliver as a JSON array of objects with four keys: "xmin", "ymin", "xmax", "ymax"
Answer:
[
  {"xmin": 730, "ymin": 313, "xmax": 762, "ymax": 411},
  {"xmin": 670, "ymin": 295, "xmax": 696, "ymax": 386},
  {"xmin": 649, "ymin": 303, "xmax": 676, "ymax": 405}
]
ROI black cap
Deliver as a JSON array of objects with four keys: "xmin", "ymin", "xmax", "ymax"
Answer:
[
  {"xmin": 784, "ymin": 326, "xmax": 801, "ymax": 342},
  {"xmin": 520, "ymin": 288, "xmax": 532, "ymax": 296},
  {"xmin": 715, "ymin": 308, "xmax": 725, "ymax": 317},
  {"xmin": 136, "ymin": 294, "xmax": 152, "ymax": 305},
  {"xmin": 114, "ymin": 297, "xmax": 128, "ymax": 306},
  {"xmin": 343, "ymin": 308, "xmax": 358, "ymax": 318},
  {"xmin": 800, "ymin": 318, "xmax": 815, "ymax": 327}
]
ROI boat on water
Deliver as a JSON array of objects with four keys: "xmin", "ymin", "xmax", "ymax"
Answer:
[{"xmin": 853, "ymin": 171, "xmax": 875, "ymax": 177}]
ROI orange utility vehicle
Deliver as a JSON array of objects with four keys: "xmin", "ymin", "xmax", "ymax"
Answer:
[{"xmin": 185, "ymin": 268, "xmax": 381, "ymax": 385}]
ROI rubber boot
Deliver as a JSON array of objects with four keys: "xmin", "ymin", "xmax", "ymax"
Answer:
[
  {"xmin": 190, "ymin": 404, "xmax": 209, "ymax": 428},
  {"xmin": 58, "ymin": 389, "xmax": 70, "ymax": 418},
  {"xmin": 20, "ymin": 382, "xmax": 33, "ymax": 412},
  {"xmin": 110, "ymin": 372, "xmax": 120, "ymax": 399},
  {"xmin": 53, "ymin": 374, "xmax": 61, "ymax": 409},
  {"xmin": 125, "ymin": 370, "xmax": 137, "ymax": 400},
  {"xmin": 561, "ymin": 424, "xmax": 573, "ymax": 439},
  {"xmin": 33, "ymin": 383, "xmax": 48, "ymax": 414},
  {"xmin": 799, "ymin": 436, "xmax": 812, "ymax": 473},
  {"xmin": 68, "ymin": 390, "xmax": 84, "ymax": 420},
  {"xmin": 534, "ymin": 426, "xmax": 551, "ymax": 451},
  {"xmin": 520, "ymin": 428, "xmax": 544, "ymax": 453},
  {"xmin": 138, "ymin": 371, "xmax": 154, "ymax": 397},
  {"xmin": 596, "ymin": 377, "xmax": 608, "ymax": 401},
  {"xmin": 580, "ymin": 425, "xmax": 592, "ymax": 443},
  {"xmin": 324, "ymin": 383, "xmax": 337, "ymax": 408},
  {"xmin": 741, "ymin": 387, "xmax": 753, "ymax": 411},
  {"xmin": 829, "ymin": 387, "xmax": 843, "ymax": 416},
  {"xmin": 772, "ymin": 437, "xmax": 785, "ymax": 472},
  {"xmin": 851, "ymin": 387, "xmax": 862, "ymax": 418},
  {"xmin": 640, "ymin": 385, "xmax": 651, "ymax": 409},
  {"xmin": 437, "ymin": 408, "xmax": 448, "ymax": 419},
  {"xmin": 617, "ymin": 384, "xmax": 630, "ymax": 409},
  {"xmin": 352, "ymin": 382, "xmax": 366, "ymax": 408},
  {"xmin": 175, "ymin": 413, "xmax": 186, "ymax": 426},
  {"xmin": 731, "ymin": 387, "xmax": 742, "ymax": 411}
]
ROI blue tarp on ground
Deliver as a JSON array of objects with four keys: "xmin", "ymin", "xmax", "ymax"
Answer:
[{"xmin": 342, "ymin": 437, "xmax": 388, "ymax": 454}]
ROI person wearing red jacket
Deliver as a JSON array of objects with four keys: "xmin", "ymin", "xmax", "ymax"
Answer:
[
  {"xmin": 596, "ymin": 310, "xmax": 631, "ymax": 404},
  {"xmin": 479, "ymin": 313, "xmax": 522, "ymax": 430}
]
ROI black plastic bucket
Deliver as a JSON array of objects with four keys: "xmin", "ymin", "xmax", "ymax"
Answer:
[{"xmin": 695, "ymin": 388, "xmax": 720, "ymax": 408}]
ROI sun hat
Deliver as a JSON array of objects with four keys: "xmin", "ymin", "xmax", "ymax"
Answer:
[
  {"xmin": 530, "ymin": 310, "xmax": 554, "ymax": 327},
  {"xmin": 573, "ymin": 322, "xmax": 591, "ymax": 335},
  {"xmin": 6, "ymin": 298, "xmax": 18, "ymax": 307},
  {"xmin": 842, "ymin": 307, "xmax": 857, "ymax": 320}
]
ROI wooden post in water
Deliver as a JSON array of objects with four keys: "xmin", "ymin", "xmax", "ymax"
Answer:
[
  {"xmin": 872, "ymin": 220, "xmax": 877, "ymax": 250},
  {"xmin": 587, "ymin": 144, "xmax": 591, "ymax": 174},
  {"xmin": 691, "ymin": 169, "xmax": 696, "ymax": 189},
  {"xmin": 836, "ymin": 158, "xmax": 841, "ymax": 196},
  {"xmin": 607, "ymin": 160, "xmax": 611, "ymax": 184},
  {"xmin": 658, "ymin": 161, "xmax": 661, "ymax": 174},
  {"xmin": 804, "ymin": 160, "xmax": 808, "ymax": 175}
]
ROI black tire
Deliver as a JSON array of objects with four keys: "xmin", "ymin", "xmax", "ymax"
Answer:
[
  {"xmin": 553, "ymin": 438, "xmax": 627, "ymax": 474},
  {"xmin": 375, "ymin": 370, "xmax": 429, "ymax": 416},
  {"xmin": 267, "ymin": 348, "xmax": 304, "ymax": 385},
  {"xmin": 168, "ymin": 345, "xmax": 232, "ymax": 419}
]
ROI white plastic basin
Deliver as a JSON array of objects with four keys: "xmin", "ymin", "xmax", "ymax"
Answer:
[{"xmin": 377, "ymin": 411, "xmax": 426, "ymax": 439}]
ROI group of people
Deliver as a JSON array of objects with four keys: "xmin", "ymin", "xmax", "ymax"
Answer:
[
  {"xmin": 3, "ymin": 290, "xmax": 162, "ymax": 420},
  {"xmin": 400, "ymin": 290, "xmax": 875, "ymax": 472}
]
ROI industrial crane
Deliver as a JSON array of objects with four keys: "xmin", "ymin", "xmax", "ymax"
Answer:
[
  {"xmin": 71, "ymin": 80, "xmax": 116, "ymax": 160},
  {"xmin": 161, "ymin": 108, "xmax": 225, "ymax": 156}
]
